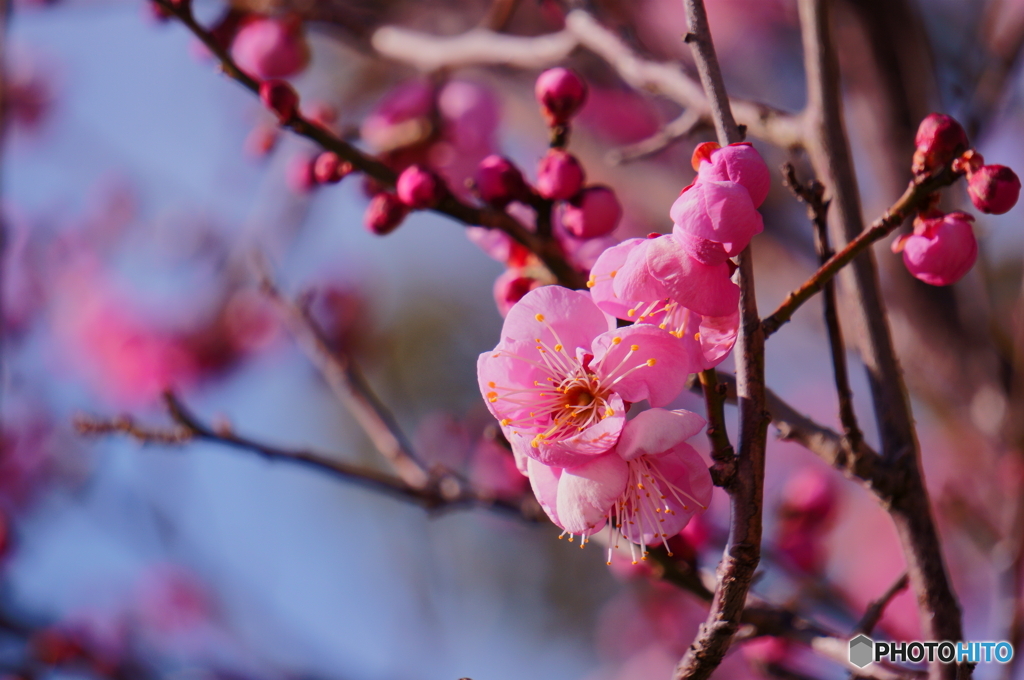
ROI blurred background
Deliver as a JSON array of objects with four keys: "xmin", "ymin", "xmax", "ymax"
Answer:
[{"xmin": 4, "ymin": 0, "xmax": 1024, "ymax": 679}]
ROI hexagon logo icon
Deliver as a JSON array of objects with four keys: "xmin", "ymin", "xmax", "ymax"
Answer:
[{"xmin": 849, "ymin": 635, "xmax": 874, "ymax": 668}]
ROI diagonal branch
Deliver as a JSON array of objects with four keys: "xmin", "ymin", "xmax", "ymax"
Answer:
[
  {"xmin": 672, "ymin": 1, "xmax": 769, "ymax": 678},
  {"xmin": 151, "ymin": 0, "xmax": 584, "ymax": 290}
]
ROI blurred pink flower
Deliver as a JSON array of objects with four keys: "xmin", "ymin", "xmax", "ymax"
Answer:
[{"xmin": 231, "ymin": 15, "xmax": 309, "ymax": 79}]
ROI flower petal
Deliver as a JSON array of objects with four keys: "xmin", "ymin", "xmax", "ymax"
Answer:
[
  {"xmin": 589, "ymin": 238, "xmax": 644, "ymax": 320},
  {"xmin": 527, "ymin": 457, "xmax": 562, "ymax": 527},
  {"xmin": 477, "ymin": 338, "xmax": 550, "ymax": 426},
  {"xmin": 555, "ymin": 454, "xmax": 628, "ymax": 534},
  {"xmin": 534, "ymin": 394, "xmax": 627, "ymax": 467},
  {"xmin": 645, "ymin": 236, "xmax": 739, "ymax": 318},
  {"xmin": 501, "ymin": 285, "xmax": 611, "ymax": 354},
  {"xmin": 591, "ymin": 325, "xmax": 695, "ymax": 407},
  {"xmin": 670, "ymin": 180, "xmax": 763, "ymax": 260},
  {"xmin": 616, "ymin": 408, "xmax": 706, "ymax": 461}
]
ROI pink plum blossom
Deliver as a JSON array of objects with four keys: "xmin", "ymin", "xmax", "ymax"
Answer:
[
  {"xmin": 670, "ymin": 179, "xmax": 764, "ymax": 265},
  {"xmin": 527, "ymin": 408, "xmax": 713, "ymax": 560},
  {"xmin": 231, "ymin": 15, "xmax": 309, "ymax": 79},
  {"xmin": 588, "ymin": 236, "xmax": 739, "ymax": 369},
  {"xmin": 493, "ymin": 268, "xmax": 543, "ymax": 317},
  {"xmin": 891, "ymin": 211, "xmax": 977, "ymax": 286},
  {"xmin": 912, "ymin": 113, "xmax": 968, "ymax": 175},
  {"xmin": 694, "ymin": 142, "xmax": 771, "ymax": 208},
  {"xmin": 478, "ymin": 286, "xmax": 692, "ymax": 468}
]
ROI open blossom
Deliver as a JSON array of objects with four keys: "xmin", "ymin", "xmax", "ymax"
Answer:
[
  {"xmin": 588, "ymin": 236, "xmax": 739, "ymax": 369},
  {"xmin": 528, "ymin": 408, "xmax": 713, "ymax": 561},
  {"xmin": 477, "ymin": 286, "xmax": 692, "ymax": 468}
]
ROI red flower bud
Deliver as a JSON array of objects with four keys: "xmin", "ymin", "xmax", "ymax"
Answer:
[
  {"xmin": 474, "ymin": 155, "xmax": 528, "ymax": 207},
  {"xmin": 967, "ymin": 164, "xmax": 1021, "ymax": 214},
  {"xmin": 259, "ymin": 79, "xmax": 299, "ymax": 123},
  {"xmin": 396, "ymin": 164, "xmax": 444, "ymax": 209},
  {"xmin": 536, "ymin": 149, "xmax": 584, "ymax": 201},
  {"xmin": 562, "ymin": 186, "xmax": 622, "ymax": 239},
  {"xmin": 534, "ymin": 67, "xmax": 587, "ymax": 126},
  {"xmin": 912, "ymin": 113, "xmax": 968, "ymax": 175},
  {"xmin": 365, "ymin": 192, "xmax": 408, "ymax": 235},
  {"xmin": 312, "ymin": 151, "xmax": 352, "ymax": 184},
  {"xmin": 893, "ymin": 211, "xmax": 977, "ymax": 286},
  {"xmin": 231, "ymin": 14, "xmax": 309, "ymax": 79},
  {"xmin": 493, "ymin": 269, "xmax": 542, "ymax": 317}
]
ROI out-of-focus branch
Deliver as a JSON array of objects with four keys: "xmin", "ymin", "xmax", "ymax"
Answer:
[
  {"xmin": 369, "ymin": 11, "xmax": 805, "ymax": 150},
  {"xmin": 672, "ymin": 1, "xmax": 769, "ymax": 678},
  {"xmin": 607, "ymin": 108, "xmax": 703, "ymax": 165},
  {"xmin": 256, "ymin": 267, "xmax": 429, "ymax": 488},
  {"xmin": 795, "ymin": 2, "xmax": 966, "ymax": 678},
  {"xmin": 76, "ymin": 393, "xmax": 539, "ymax": 518},
  {"xmin": 371, "ymin": 26, "xmax": 577, "ymax": 71},
  {"xmin": 761, "ymin": 163, "xmax": 961, "ymax": 338},
  {"xmin": 855, "ymin": 572, "xmax": 909, "ymax": 635},
  {"xmin": 150, "ymin": 0, "xmax": 585, "ymax": 290},
  {"xmin": 781, "ymin": 163, "xmax": 862, "ymax": 455}
]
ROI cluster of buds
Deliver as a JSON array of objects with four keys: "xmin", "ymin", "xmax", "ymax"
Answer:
[{"xmin": 894, "ymin": 113, "xmax": 1021, "ymax": 286}]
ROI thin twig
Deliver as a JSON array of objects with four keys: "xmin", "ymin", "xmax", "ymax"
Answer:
[
  {"xmin": 698, "ymin": 368, "xmax": 735, "ymax": 486},
  {"xmin": 606, "ymin": 108, "xmax": 703, "ymax": 165},
  {"xmin": 151, "ymin": 0, "xmax": 584, "ymax": 290},
  {"xmin": 855, "ymin": 572, "xmax": 909, "ymax": 635},
  {"xmin": 672, "ymin": 1, "xmax": 769, "ymax": 678},
  {"xmin": 761, "ymin": 164, "xmax": 960, "ymax": 338},
  {"xmin": 255, "ymin": 265, "xmax": 430, "ymax": 488},
  {"xmin": 76, "ymin": 393, "xmax": 538, "ymax": 518},
  {"xmin": 781, "ymin": 163, "xmax": 862, "ymax": 456},
  {"xmin": 794, "ymin": 2, "xmax": 966, "ymax": 677}
]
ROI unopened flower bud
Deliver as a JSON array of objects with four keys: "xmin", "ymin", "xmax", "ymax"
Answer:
[
  {"xmin": 259, "ymin": 79, "xmax": 299, "ymax": 123},
  {"xmin": 396, "ymin": 164, "xmax": 444, "ymax": 209},
  {"xmin": 231, "ymin": 15, "xmax": 309, "ymax": 79},
  {"xmin": 967, "ymin": 164, "xmax": 1021, "ymax": 214},
  {"xmin": 365, "ymin": 192, "xmax": 408, "ymax": 235},
  {"xmin": 534, "ymin": 67, "xmax": 587, "ymax": 126},
  {"xmin": 892, "ymin": 211, "xmax": 977, "ymax": 286},
  {"xmin": 313, "ymin": 151, "xmax": 352, "ymax": 184},
  {"xmin": 912, "ymin": 113, "xmax": 968, "ymax": 175},
  {"xmin": 536, "ymin": 150, "xmax": 584, "ymax": 201},
  {"xmin": 493, "ymin": 269, "xmax": 543, "ymax": 317},
  {"xmin": 696, "ymin": 142, "xmax": 771, "ymax": 208},
  {"xmin": 475, "ymin": 155, "xmax": 528, "ymax": 207},
  {"xmin": 562, "ymin": 186, "xmax": 622, "ymax": 239},
  {"xmin": 285, "ymin": 154, "xmax": 316, "ymax": 194}
]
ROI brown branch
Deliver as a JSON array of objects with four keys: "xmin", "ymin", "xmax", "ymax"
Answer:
[
  {"xmin": 606, "ymin": 108, "xmax": 703, "ymax": 165},
  {"xmin": 255, "ymin": 266, "xmax": 430, "ymax": 488},
  {"xmin": 672, "ymin": 1, "xmax": 769, "ymax": 678},
  {"xmin": 855, "ymin": 572, "xmax": 909, "ymax": 635},
  {"xmin": 76, "ymin": 393, "xmax": 538, "ymax": 518},
  {"xmin": 781, "ymin": 163, "xmax": 862, "ymax": 455},
  {"xmin": 761, "ymin": 163, "xmax": 960, "ymax": 338},
  {"xmin": 698, "ymin": 368, "xmax": 735, "ymax": 486},
  {"xmin": 794, "ymin": 2, "xmax": 966, "ymax": 678},
  {"xmin": 151, "ymin": 0, "xmax": 584, "ymax": 290}
]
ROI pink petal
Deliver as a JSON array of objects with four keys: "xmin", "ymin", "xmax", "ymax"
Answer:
[
  {"xmin": 591, "ymin": 325, "xmax": 695, "ymax": 407},
  {"xmin": 616, "ymin": 408, "xmax": 706, "ymax": 462},
  {"xmin": 477, "ymin": 338, "xmax": 549, "ymax": 425},
  {"xmin": 670, "ymin": 181, "xmax": 763, "ymax": 263},
  {"xmin": 645, "ymin": 236, "xmax": 739, "ymax": 318},
  {"xmin": 555, "ymin": 454, "xmax": 628, "ymax": 534},
  {"xmin": 697, "ymin": 143, "xmax": 771, "ymax": 208},
  {"xmin": 589, "ymin": 238, "xmax": 644, "ymax": 319},
  {"xmin": 501, "ymin": 285, "xmax": 612, "ymax": 355},
  {"xmin": 622, "ymin": 443, "xmax": 713, "ymax": 544},
  {"xmin": 527, "ymin": 457, "xmax": 563, "ymax": 526}
]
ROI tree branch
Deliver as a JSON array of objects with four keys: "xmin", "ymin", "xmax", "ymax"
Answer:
[
  {"xmin": 855, "ymin": 572, "xmax": 909, "ymax": 636},
  {"xmin": 151, "ymin": 0, "xmax": 584, "ymax": 290},
  {"xmin": 673, "ymin": 1, "xmax": 769, "ymax": 678},
  {"xmin": 794, "ymin": 2, "xmax": 966, "ymax": 677}
]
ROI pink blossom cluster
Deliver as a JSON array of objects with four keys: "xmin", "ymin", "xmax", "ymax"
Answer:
[
  {"xmin": 477, "ymin": 286, "xmax": 714, "ymax": 561},
  {"xmin": 893, "ymin": 113, "xmax": 1021, "ymax": 286}
]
